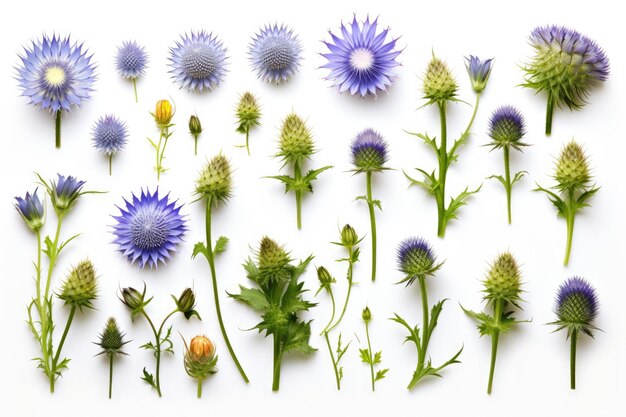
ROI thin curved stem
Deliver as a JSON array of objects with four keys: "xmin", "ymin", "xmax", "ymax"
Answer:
[
  {"xmin": 139, "ymin": 309, "xmax": 162, "ymax": 396},
  {"xmin": 366, "ymin": 172, "xmax": 377, "ymax": 281},
  {"xmin": 564, "ymin": 191, "xmax": 576, "ymax": 266},
  {"xmin": 194, "ymin": 134, "xmax": 198, "ymax": 156},
  {"xmin": 327, "ymin": 247, "xmax": 354, "ymax": 333},
  {"xmin": 294, "ymin": 160, "xmax": 303, "ymax": 229},
  {"xmin": 365, "ymin": 320, "xmax": 375, "ymax": 392},
  {"xmin": 321, "ymin": 289, "xmax": 336, "ymax": 335},
  {"xmin": 417, "ymin": 276, "xmax": 430, "ymax": 369},
  {"xmin": 324, "ymin": 331, "xmax": 341, "ymax": 390},
  {"xmin": 55, "ymin": 110, "xmax": 61, "ymax": 148},
  {"xmin": 50, "ymin": 305, "xmax": 76, "ymax": 393},
  {"xmin": 245, "ymin": 127, "xmax": 250, "ymax": 156}
]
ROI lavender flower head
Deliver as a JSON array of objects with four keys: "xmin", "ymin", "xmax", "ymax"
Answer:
[
  {"xmin": 115, "ymin": 41, "xmax": 148, "ymax": 79},
  {"xmin": 14, "ymin": 189, "xmax": 45, "ymax": 232},
  {"xmin": 249, "ymin": 24, "xmax": 302, "ymax": 83},
  {"xmin": 487, "ymin": 105, "xmax": 528, "ymax": 150},
  {"xmin": 465, "ymin": 55, "xmax": 493, "ymax": 94},
  {"xmin": 45, "ymin": 174, "xmax": 87, "ymax": 215},
  {"xmin": 169, "ymin": 31, "xmax": 228, "ymax": 93},
  {"xmin": 92, "ymin": 115, "xmax": 128, "ymax": 156},
  {"xmin": 351, "ymin": 128, "xmax": 389, "ymax": 172},
  {"xmin": 396, "ymin": 237, "xmax": 442, "ymax": 285},
  {"xmin": 111, "ymin": 188, "xmax": 187, "ymax": 269},
  {"xmin": 553, "ymin": 277, "xmax": 599, "ymax": 336},
  {"xmin": 321, "ymin": 16, "xmax": 401, "ymax": 97}
]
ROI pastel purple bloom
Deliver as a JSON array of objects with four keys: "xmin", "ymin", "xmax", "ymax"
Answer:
[
  {"xmin": 321, "ymin": 15, "xmax": 401, "ymax": 97},
  {"xmin": 111, "ymin": 189, "xmax": 187, "ymax": 269},
  {"xmin": 351, "ymin": 128, "xmax": 389, "ymax": 172},
  {"xmin": 115, "ymin": 41, "xmax": 148, "ymax": 79},
  {"xmin": 249, "ymin": 24, "xmax": 302, "ymax": 83},
  {"xmin": 169, "ymin": 31, "xmax": 228, "ymax": 92},
  {"xmin": 396, "ymin": 237, "xmax": 440, "ymax": 285},
  {"xmin": 92, "ymin": 115, "xmax": 128, "ymax": 156},
  {"xmin": 555, "ymin": 277, "xmax": 599, "ymax": 327},
  {"xmin": 465, "ymin": 55, "xmax": 493, "ymax": 93},
  {"xmin": 488, "ymin": 105, "xmax": 527, "ymax": 149},
  {"xmin": 14, "ymin": 189, "xmax": 45, "ymax": 231}
]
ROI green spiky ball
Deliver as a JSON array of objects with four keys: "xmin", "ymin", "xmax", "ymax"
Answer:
[
  {"xmin": 423, "ymin": 56, "xmax": 458, "ymax": 105},
  {"xmin": 278, "ymin": 113, "xmax": 314, "ymax": 165},
  {"xmin": 58, "ymin": 259, "xmax": 98, "ymax": 309},
  {"xmin": 555, "ymin": 141, "xmax": 591, "ymax": 192},
  {"xmin": 236, "ymin": 92, "xmax": 261, "ymax": 133},
  {"xmin": 196, "ymin": 154, "xmax": 232, "ymax": 203},
  {"xmin": 483, "ymin": 252, "xmax": 522, "ymax": 304},
  {"xmin": 258, "ymin": 236, "xmax": 291, "ymax": 284}
]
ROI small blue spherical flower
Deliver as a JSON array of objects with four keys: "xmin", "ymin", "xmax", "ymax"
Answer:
[
  {"xmin": 321, "ymin": 15, "xmax": 401, "ymax": 97},
  {"xmin": 169, "ymin": 31, "xmax": 228, "ymax": 93},
  {"xmin": 92, "ymin": 115, "xmax": 128, "ymax": 156},
  {"xmin": 249, "ymin": 24, "xmax": 302, "ymax": 84},
  {"xmin": 14, "ymin": 188, "xmax": 45, "ymax": 232},
  {"xmin": 350, "ymin": 128, "xmax": 389, "ymax": 172},
  {"xmin": 396, "ymin": 237, "xmax": 442, "ymax": 285},
  {"xmin": 554, "ymin": 277, "xmax": 599, "ymax": 335},
  {"xmin": 111, "ymin": 189, "xmax": 187, "ymax": 269},
  {"xmin": 115, "ymin": 41, "xmax": 148, "ymax": 79},
  {"xmin": 465, "ymin": 55, "xmax": 493, "ymax": 94},
  {"xmin": 488, "ymin": 105, "xmax": 528, "ymax": 150}
]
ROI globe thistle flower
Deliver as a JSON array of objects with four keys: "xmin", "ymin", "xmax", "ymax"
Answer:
[
  {"xmin": 550, "ymin": 277, "xmax": 599, "ymax": 389},
  {"xmin": 14, "ymin": 188, "xmax": 45, "ymax": 232},
  {"xmin": 486, "ymin": 105, "xmax": 529, "ymax": 224},
  {"xmin": 195, "ymin": 154, "xmax": 233, "ymax": 204},
  {"xmin": 95, "ymin": 317, "xmax": 129, "ymax": 398},
  {"xmin": 463, "ymin": 252, "xmax": 527, "ymax": 394},
  {"xmin": 58, "ymin": 259, "xmax": 98, "ymax": 310},
  {"xmin": 16, "ymin": 34, "xmax": 96, "ymax": 148},
  {"xmin": 465, "ymin": 55, "xmax": 493, "ymax": 94},
  {"xmin": 235, "ymin": 92, "xmax": 261, "ymax": 155},
  {"xmin": 115, "ymin": 41, "xmax": 148, "ymax": 102},
  {"xmin": 522, "ymin": 25, "xmax": 609, "ymax": 135},
  {"xmin": 249, "ymin": 23, "xmax": 302, "ymax": 83},
  {"xmin": 535, "ymin": 141, "xmax": 599, "ymax": 265},
  {"xmin": 396, "ymin": 237, "xmax": 442, "ymax": 285},
  {"xmin": 183, "ymin": 335, "xmax": 218, "ymax": 398},
  {"xmin": 188, "ymin": 114, "xmax": 203, "ymax": 155},
  {"xmin": 111, "ymin": 188, "xmax": 187, "ymax": 269},
  {"xmin": 91, "ymin": 114, "xmax": 129, "ymax": 175},
  {"xmin": 423, "ymin": 55, "xmax": 459, "ymax": 105},
  {"xmin": 169, "ymin": 30, "xmax": 227, "ymax": 93},
  {"xmin": 270, "ymin": 113, "xmax": 333, "ymax": 229},
  {"xmin": 321, "ymin": 15, "xmax": 401, "ymax": 97}
]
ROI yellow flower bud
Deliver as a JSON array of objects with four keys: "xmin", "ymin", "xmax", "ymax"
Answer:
[
  {"xmin": 154, "ymin": 99, "xmax": 173, "ymax": 126},
  {"xmin": 189, "ymin": 335, "xmax": 215, "ymax": 360}
]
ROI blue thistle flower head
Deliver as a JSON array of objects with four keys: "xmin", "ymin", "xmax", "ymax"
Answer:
[
  {"xmin": 92, "ymin": 115, "xmax": 128, "ymax": 156},
  {"xmin": 396, "ymin": 237, "xmax": 442, "ymax": 285},
  {"xmin": 249, "ymin": 23, "xmax": 302, "ymax": 84},
  {"xmin": 42, "ymin": 174, "xmax": 86, "ymax": 215},
  {"xmin": 115, "ymin": 41, "xmax": 148, "ymax": 79},
  {"xmin": 321, "ymin": 15, "xmax": 401, "ymax": 97},
  {"xmin": 169, "ymin": 31, "xmax": 228, "ymax": 93},
  {"xmin": 16, "ymin": 34, "xmax": 96, "ymax": 113},
  {"xmin": 465, "ymin": 55, "xmax": 493, "ymax": 94},
  {"xmin": 14, "ymin": 188, "xmax": 45, "ymax": 232},
  {"xmin": 111, "ymin": 188, "xmax": 187, "ymax": 269},
  {"xmin": 487, "ymin": 105, "xmax": 528, "ymax": 150},
  {"xmin": 350, "ymin": 128, "xmax": 389, "ymax": 173},
  {"xmin": 552, "ymin": 276, "xmax": 599, "ymax": 337}
]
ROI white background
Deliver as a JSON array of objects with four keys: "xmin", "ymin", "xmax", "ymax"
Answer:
[{"xmin": 1, "ymin": 0, "xmax": 624, "ymax": 415}]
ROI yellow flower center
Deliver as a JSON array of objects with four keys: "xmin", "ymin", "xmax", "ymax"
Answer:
[{"xmin": 45, "ymin": 66, "xmax": 66, "ymax": 87}]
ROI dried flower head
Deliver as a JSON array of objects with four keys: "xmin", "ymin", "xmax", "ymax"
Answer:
[{"xmin": 249, "ymin": 24, "xmax": 302, "ymax": 83}]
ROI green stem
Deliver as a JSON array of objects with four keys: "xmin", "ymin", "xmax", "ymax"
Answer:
[
  {"xmin": 365, "ymin": 320, "xmax": 375, "ymax": 392},
  {"xmin": 133, "ymin": 79, "xmax": 138, "ymax": 103},
  {"xmin": 108, "ymin": 353, "xmax": 114, "ymax": 399},
  {"xmin": 436, "ymin": 102, "xmax": 448, "ymax": 238},
  {"xmin": 294, "ymin": 160, "xmax": 303, "ymax": 229},
  {"xmin": 503, "ymin": 146, "xmax": 512, "ymax": 224},
  {"xmin": 197, "ymin": 379, "xmax": 203, "ymax": 398},
  {"xmin": 487, "ymin": 299, "xmax": 503, "ymax": 395},
  {"xmin": 417, "ymin": 275, "xmax": 429, "ymax": 368},
  {"xmin": 156, "ymin": 125, "xmax": 170, "ymax": 181},
  {"xmin": 570, "ymin": 330, "xmax": 578, "ymax": 390},
  {"xmin": 108, "ymin": 154, "xmax": 113, "ymax": 176},
  {"xmin": 366, "ymin": 171, "xmax": 377, "ymax": 282},
  {"xmin": 194, "ymin": 135, "xmax": 198, "ymax": 156},
  {"xmin": 327, "ymin": 253, "xmax": 354, "ymax": 333},
  {"xmin": 35, "ymin": 231, "xmax": 42, "ymax": 307},
  {"xmin": 272, "ymin": 332, "xmax": 282, "ymax": 391},
  {"xmin": 205, "ymin": 197, "xmax": 249, "ymax": 383},
  {"xmin": 245, "ymin": 127, "xmax": 250, "ymax": 156},
  {"xmin": 55, "ymin": 110, "xmax": 61, "ymax": 148},
  {"xmin": 44, "ymin": 215, "xmax": 64, "ymax": 300},
  {"xmin": 50, "ymin": 305, "xmax": 76, "ymax": 393},
  {"xmin": 546, "ymin": 95, "xmax": 554, "ymax": 136},
  {"xmin": 324, "ymin": 331, "xmax": 341, "ymax": 390},
  {"xmin": 321, "ymin": 289, "xmax": 336, "ymax": 334},
  {"xmin": 139, "ymin": 309, "xmax": 162, "ymax": 397},
  {"xmin": 564, "ymin": 192, "xmax": 576, "ymax": 266}
]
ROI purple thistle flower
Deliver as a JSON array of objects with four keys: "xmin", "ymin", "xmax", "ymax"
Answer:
[
  {"xmin": 44, "ymin": 173, "xmax": 87, "ymax": 214},
  {"xmin": 169, "ymin": 31, "xmax": 228, "ymax": 93},
  {"xmin": 115, "ymin": 41, "xmax": 148, "ymax": 79},
  {"xmin": 554, "ymin": 277, "xmax": 599, "ymax": 334},
  {"xmin": 111, "ymin": 188, "xmax": 187, "ymax": 269},
  {"xmin": 351, "ymin": 128, "xmax": 389, "ymax": 172},
  {"xmin": 249, "ymin": 24, "xmax": 302, "ymax": 83},
  {"xmin": 14, "ymin": 188, "xmax": 45, "ymax": 232},
  {"xmin": 92, "ymin": 115, "xmax": 128, "ymax": 175},
  {"xmin": 488, "ymin": 105, "xmax": 528, "ymax": 150},
  {"xmin": 321, "ymin": 15, "xmax": 401, "ymax": 97},
  {"xmin": 465, "ymin": 55, "xmax": 493, "ymax": 94},
  {"xmin": 396, "ymin": 237, "xmax": 441, "ymax": 284}
]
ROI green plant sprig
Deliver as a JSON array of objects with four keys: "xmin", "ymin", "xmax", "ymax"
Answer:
[{"xmin": 359, "ymin": 307, "xmax": 388, "ymax": 391}]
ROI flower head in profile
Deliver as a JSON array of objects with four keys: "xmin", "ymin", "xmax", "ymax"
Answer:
[
  {"xmin": 15, "ymin": 189, "xmax": 45, "ymax": 232},
  {"xmin": 115, "ymin": 41, "xmax": 148, "ymax": 80},
  {"xmin": 321, "ymin": 15, "xmax": 401, "ymax": 97},
  {"xmin": 423, "ymin": 54, "xmax": 458, "ymax": 105},
  {"xmin": 111, "ymin": 189, "xmax": 187, "ymax": 269},
  {"xmin": 350, "ymin": 128, "xmax": 389, "ymax": 173},
  {"xmin": 465, "ymin": 55, "xmax": 493, "ymax": 94},
  {"xmin": 483, "ymin": 252, "xmax": 523, "ymax": 305},
  {"xmin": 551, "ymin": 276, "xmax": 599, "ymax": 337},
  {"xmin": 195, "ymin": 154, "xmax": 233, "ymax": 204},
  {"xmin": 37, "ymin": 173, "xmax": 89, "ymax": 216},
  {"xmin": 58, "ymin": 259, "xmax": 98, "ymax": 310},
  {"xmin": 96, "ymin": 317, "xmax": 129, "ymax": 356},
  {"xmin": 169, "ymin": 31, "xmax": 228, "ymax": 92},
  {"xmin": 249, "ymin": 24, "xmax": 302, "ymax": 83},
  {"xmin": 487, "ymin": 105, "xmax": 528, "ymax": 150},
  {"xmin": 396, "ymin": 237, "xmax": 442, "ymax": 285},
  {"xmin": 555, "ymin": 141, "xmax": 592, "ymax": 192}
]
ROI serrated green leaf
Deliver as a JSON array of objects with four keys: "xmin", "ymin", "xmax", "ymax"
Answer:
[
  {"xmin": 373, "ymin": 350, "xmax": 382, "ymax": 365},
  {"xmin": 229, "ymin": 285, "xmax": 270, "ymax": 312},
  {"xmin": 444, "ymin": 184, "xmax": 481, "ymax": 222},
  {"xmin": 214, "ymin": 236, "xmax": 229, "ymax": 255},
  {"xmin": 375, "ymin": 368, "xmax": 389, "ymax": 381},
  {"xmin": 141, "ymin": 368, "xmax": 156, "ymax": 388},
  {"xmin": 359, "ymin": 348, "xmax": 371, "ymax": 364},
  {"xmin": 191, "ymin": 242, "xmax": 208, "ymax": 259}
]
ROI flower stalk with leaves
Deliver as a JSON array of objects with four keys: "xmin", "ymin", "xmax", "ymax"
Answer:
[
  {"xmin": 95, "ymin": 317, "xmax": 129, "ymax": 399},
  {"xmin": 120, "ymin": 285, "xmax": 200, "ymax": 397},
  {"xmin": 235, "ymin": 92, "xmax": 261, "ymax": 155},
  {"xmin": 230, "ymin": 237, "xmax": 316, "ymax": 391},
  {"xmin": 405, "ymin": 55, "xmax": 492, "ymax": 237},
  {"xmin": 189, "ymin": 114, "xmax": 203, "ymax": 156},
  {"xmin": 359, "ymin": 307, "xmax": 388, "ymax": 391},
  {"xmin": 182, "ymin": 335, "xmax": 218, "ymax": 398},
  {"xmin": 193, "ymin": 154, "xmax": 249, "ymax": 383},
  {"xmin": 148, "ymin": 99, "xmax": 175, "ymax": 180}
]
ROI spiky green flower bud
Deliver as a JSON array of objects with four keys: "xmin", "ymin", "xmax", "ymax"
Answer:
[
  {"xmin": 195, "ymin": 154, "xmax": 233, "ymax": 204},
  {"xmin": 340, "ymin": 224, "xmax": 359, "ymax": 248},
  {"xmin": 58, "ymin": 259, "xmax": 98, "ymax": 310},
  {"xmin": 174, "ymin": 288, "xmax": 200, "ymax": 320},
  {"xmin": 236, "ymin": 92, "xmax": 261, "ymax": 134},
  {"xmin": 316, "ymin": 266, "xmax": 335, "ymax": 289},
  {"xmin": 555, "ymin": 141, "xmax": 591, "ymax": 192},
  {"xmin": 258, "ymin": 236, "xmax": 291, "ymax": 284},
  {"xmin": 278, "ymin": 113, "xmax": 314, "ymax": 165},
  {"xmin": 96, "ymin": 317, "xmax": 129, "ymax": 356},
  {"xmin": 119, "ymin": 284, "xmax": 152, "ymax": 318},
  {"xmin": 423, "ymin": 55, "xmax": 458, "ymax": 105},
  {"xmin": 189, "ymin": 115, "xmax": 203, "ymax": 136},
  {"xmin": 483, "ymin": 252, "xmax": 522, "ymax": 304},
  {"xmin": 362, "ymin": 306, "xmax": 372, "ymax": 322}
]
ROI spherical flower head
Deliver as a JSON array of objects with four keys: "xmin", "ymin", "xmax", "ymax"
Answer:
[
  {"xmin": 115, "ymin": 41, "xmax": 148, "ymax": 79},
  {"xmin": 96, "ymin": 318, "xmax": 129, "ymax": 356},
  {"xmin": 555, "ymin": 141, "xmax": 592, "ymax": 192},
  {"xmin": 483, "ymin": 252, "xmax": 522, "ymax": 304},
  {"xmin": 553, "ymin": 277, "xmax": 599, "ymax": 336},
  {"xmin": 175, "ymin": 288, "xmax": 200, "ymax": 320},
  {"xmin": 396, "ymin": 237, "xmax": 441, "ymax": 285},
  {"xmin": 488, "ymin": 106, "xmax": 528, "ymax": 150},
  {"xmin": 14, "ymin": 188, "xmax": 45, "ymax": 232},
  {"xmin": 423, "ymin": 55, "xmax": 458, "ymax": 105},
  {"xmin": 154, "ymin": 99, "xmax": 174, "ymax": 126},
  {"xmin": 465, "ymin": 55, "xmax": 493, "ymax": 94},
  {"xmin": 91, "ymin": 114, "xmax": 128, "ymax": 156},
  {"xmin": 351, "ymin": 128, "xmax": 389, "ymax": 173},
  {"xmin": 339, "ymin": 224, "xmax": 359, "ymax": 248},
  {"xmin": 48, "ymin": 174, "xmax": 86, "ymax": 214},
  {"xmin": 321, "ymin": 15, "xmax": 401, "ymax": 97},
  {"xmin": 184, "ymin": 335, "xmax": 218, "ymax": 380},
  {"xmin": 16, "ymin": 34, "xmax": 96, "ymax": 113},
  {"xmin": 278, "ymin": 113, "xmax": 314, "ymax": 165},
  {"xmin": 523, "ymin": 25, "xmax": 609, "ymax": 110},
  {"xmin": 169, "ymin": 31, "xmax": 228, "ymax": 93},
  {"xmin": 236, "ymin": 92, "xmax": 261, "ymax": 133},
  {"xmin": 257, "ymin": 236, "xmax": 291, "ymax": 284},
  {"xmin": 58, "ymin": 259, "xmax": 98, "ymax": 310},
  {"xmin": 195, "ymin": 155, "xmax": 233, "ymax": 204},
  {"xmin": 249, "ymin": 24, "xmax": 302, "ymax": 83},
  {"xmin": 111, "ymin": 188, "xmax": 187, "ymax": 269},
  {"xmin": 189, "ymin": 114, "xmax": 203, "ymax": 136}
]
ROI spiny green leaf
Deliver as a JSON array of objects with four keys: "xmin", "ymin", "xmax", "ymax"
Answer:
[
  {"xmin": 445, "ymin": 184, "xmax": 481, "ymax": 222},
  {"xmin": 192, "ymin": 242, "xmax": 208, "ymax": 259},
  {"xmin": 214, "ymin": 236, "xmax": 229, "ymax": 255},
  {"xmin": 375, "ymin": 368, "xmax": 389, "ymax": 381},
  {"xmin": 359, "ymin": 348, "xmax": 371, "ymax": 364},
  {"xmin": 229, "ymin": 285, "xmax": 270, "ymax": 312},
  {"xmin": 141, "ymin": 368, "xmax": 156, "ymax": 388}
]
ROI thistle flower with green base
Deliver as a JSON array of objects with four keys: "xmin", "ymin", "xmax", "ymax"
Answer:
[
  {"xmin": 95, "ymin": 317, "xmax": 129, "ymax": 399},
  {"xmin": 405, "ymin": 54, "xmax": 491, "ymax": 237},
  {"xmin": 230, "ymin": 237, "xmax": 316, "ymax": 391},
  {"xmin": 235, "ymin": 92, "xmax": 261, "ymax": 155},
  {"xmin": 549, "ymin": 277, "xmax": 599, "ymax": 389},
  {"xmin": 119, "ymin": 285, "xmax": 200, "ymax": 397},
  {"xmin": 463, "ymin": 252, "xmax": 527, "ymax": 394},
  {"xmin": 486, "ymin": 106, "xmax": 529, "ymax": 224},
  {"xmin": 268, "ymin": 113, "xmax": 333, "ymax": 229},
  {"xmin": 148, "ymin": 99, "xmax": 175, "ymax": 180},
  {"xmin": 192, "ymin": 154, "xmax": 249, "ymax": 383},
  {"xmin": 391, "ymin": 238, "xmax": 461, "ymax": 390},
  {"xmin": 359, "ymin": 307, "xmax": 388, "ymax": 391},
  {"xmin": 189, "ymin": 114, "xmax": 203, "ymax": 156},
  {"xmin": 183, "ymin": 335, "xmax": 218, "ymax": 398},
  {"xmin": 534, "ymin": 141, "xmax": 599, "ymax": 265}
]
